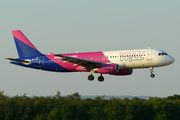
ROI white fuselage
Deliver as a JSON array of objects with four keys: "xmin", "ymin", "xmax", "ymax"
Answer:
[{"xmin": 103, "ymin": 49, "xmax": 174, "ymax": 69}]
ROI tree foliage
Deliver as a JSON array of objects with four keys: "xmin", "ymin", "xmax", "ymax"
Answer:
[{"xmin": 0, "ymin": 91, "xmax": 180, "ymax": 120}]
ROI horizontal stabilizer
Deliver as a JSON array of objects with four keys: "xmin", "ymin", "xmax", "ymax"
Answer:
[{"xmin": 5, "ymin": 58, "xmax": 31, "ymax": 64}]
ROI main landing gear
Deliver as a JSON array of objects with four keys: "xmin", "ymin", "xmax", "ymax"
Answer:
[
  {"xmin": 88, "ymin": 75, "xmax": 94, "ymax": 81},
  {"xmin": 149, "ymin": 67, "xmax": 155, "ymax": 78},
  {"xmin": 98, "ymin": 74, "xmax": 104, "ymax": 82},
  {"xmin": 87, "ymin": 74, "xmax": 105, "ymax": 82},
  {"xmin": 87, "ymin": 70, "xmax": 94, "ymax": 81},
  {"xmin": 87, "ymin": 70, "xmax": 104, "ymax": 82}
]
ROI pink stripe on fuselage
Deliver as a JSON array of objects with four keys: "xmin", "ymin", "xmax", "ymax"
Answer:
[
  {"xmin": 46, "ymin": 51, "xmax": 111, "ymax": 71},
  {"xmin": 12, "ymin": 30, "xmax": 38, "ymax": 50},
  {"xmin": 46, "ymin": 55, "xmax": 78, "ymax": 71},
  {"xmin": 62, "ymin": 52, "xmax": 110, "ymax": 63}
]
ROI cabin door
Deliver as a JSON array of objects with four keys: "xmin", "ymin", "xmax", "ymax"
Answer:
[{"xmin": 147, "ymin": 51, "xmax": 152, "ymax": 60}]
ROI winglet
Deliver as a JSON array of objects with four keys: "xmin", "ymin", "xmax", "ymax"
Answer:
[{"xmin": 50, "ymin": 52, "xmax": 55, "ymax": 56}]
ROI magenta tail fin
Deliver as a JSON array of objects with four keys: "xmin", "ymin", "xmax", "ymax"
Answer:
[{"xmin": 12, "ymin": 30, "xmax": 42, "ymax": 58}]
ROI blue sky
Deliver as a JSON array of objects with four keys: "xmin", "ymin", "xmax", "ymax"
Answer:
[{"xmin": 1, "ymin": 1, "xmax": 179, "ymax": 97}]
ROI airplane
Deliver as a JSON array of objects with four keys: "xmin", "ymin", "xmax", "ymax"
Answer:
[{"xmin": 6, "ymin": 30, "xmax": 175, "ymax": 82}]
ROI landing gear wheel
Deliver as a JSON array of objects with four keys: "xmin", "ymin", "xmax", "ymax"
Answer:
[
  {"xmin": 149, "ymin": 67, "xmax": 155, "ymax": 78},
  {"xmin": 150, "ymin": 74, "xmax": 155, "ymax": 78},
  {"xmin": 88, "ymin": 75, "xmax": 94, "ymax": 81},
  {"xmin": 98, "ymin": 76, "xmax": 104, "ymax": 82}
]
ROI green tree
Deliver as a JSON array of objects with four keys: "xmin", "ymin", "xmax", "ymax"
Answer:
[{"xmin": 104, "ymin": 98, "xmax": 126, "ymax": 120}]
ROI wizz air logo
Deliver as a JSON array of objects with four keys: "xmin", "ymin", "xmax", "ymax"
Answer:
[{"xmin": 120, "ymin": 51, "xmax": 145, "ymax": 62}]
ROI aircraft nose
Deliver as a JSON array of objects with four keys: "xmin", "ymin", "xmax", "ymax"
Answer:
[{"xmin": 169, "ymin": 56, "xmax": 175, "ymax": 64}]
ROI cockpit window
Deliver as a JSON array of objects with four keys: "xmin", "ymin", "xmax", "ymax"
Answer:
[{"xmin": 158, "ymin": 52, "xmax": 168, "ymax": 56}]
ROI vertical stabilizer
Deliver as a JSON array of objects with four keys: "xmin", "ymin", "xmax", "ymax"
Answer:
[{"xmin": 12, "ymin": 30, "xmax": 42, "ymax": 58}]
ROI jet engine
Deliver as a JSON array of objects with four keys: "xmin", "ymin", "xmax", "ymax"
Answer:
[
  {"xmin": 110, "ymin": 69, "xmax": 133, "ymax": 76},
  {"xmin": 94, "ymin": 64, "xmax": 120, "ymax": 74}
]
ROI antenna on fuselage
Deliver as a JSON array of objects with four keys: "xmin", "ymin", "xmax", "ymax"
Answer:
[
  {"xmin": 76, "ymin": 51, "xmax": 78, "ymax": 53},
  {"xmin": 148, "ymin": 47, "xmax": 151, "ymax": 49}
]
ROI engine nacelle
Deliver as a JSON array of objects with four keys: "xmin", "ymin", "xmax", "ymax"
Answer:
[
  {"xmin": 110, "ymin": 69, "xmax": 133, "ymax": 76},
  {"xmin": 95, "ymin": 64, "xmax": 119, "ymax": 74}
]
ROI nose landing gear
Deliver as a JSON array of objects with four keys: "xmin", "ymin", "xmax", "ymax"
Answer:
[
  {"xmin": 149, "ymin": 67, "xmax": 155, "ymax": 78},
  {"xmin": 150, "ymin": 74, "xmax": 155, "ymax": 78}
]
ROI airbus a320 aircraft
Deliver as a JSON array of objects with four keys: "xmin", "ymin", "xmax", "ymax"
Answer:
[{"xmin": 6, "ymin": 30, "xmax": 175, "ymax": 82}]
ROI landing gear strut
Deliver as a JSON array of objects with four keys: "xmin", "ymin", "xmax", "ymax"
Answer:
[
  {"xmin": 98, "ymin": 74, "xmax": 104, "ymax": 82},
  {"xmin": 149, "ymin": 67, "xmax": 155, "ymax": 78},
  {"xmin": 87, "ymin": 70, "xmax": 94, "ymax": 81}
]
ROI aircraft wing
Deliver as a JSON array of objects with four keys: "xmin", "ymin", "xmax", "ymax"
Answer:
[{"xmin": 54, "ymin": 54, "xmax": 106, "ymax": 69}]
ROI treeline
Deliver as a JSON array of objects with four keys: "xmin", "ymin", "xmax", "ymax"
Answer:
[{"xmin": 0, "ymin": 91, "xmax": 180, "ymax": 120}]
